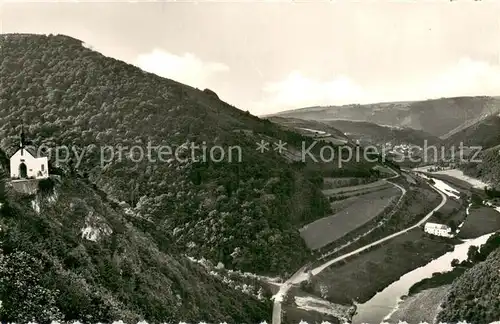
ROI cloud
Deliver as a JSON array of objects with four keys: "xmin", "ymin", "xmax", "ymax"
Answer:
[
  {"xmin": 252, "ymin": 58, "xmax": 500, "ymax": 115},
  {"xmin": 422, "ymin": 58, "xmax": 500, "ymax": 99},
  {"xmin": 252, "ymin": 71, "xmax": 367, "ymax": 115},
  {"xmin": 135, "ymin": 49, "xmax": 229, "ymax": 89}
]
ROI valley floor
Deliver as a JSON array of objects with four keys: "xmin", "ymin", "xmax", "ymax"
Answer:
[
  {"xmin": 432, "ymin": 169, "xmax": 490, "ymax": 189},
  {"xmin": 309, "ymin": 229, "xmax": 454, "ymax": 305},
  {"xmin": 272, "ymin": 170, "xmax": 445, "ymax": 322},
  {"xmin": 275, "ymin": 168, "xmax": 500, "ymax": 323},
  {"xmin": 459, "ymin": 206, "xmax": 500, "ymax": 238},
  {"xmin": 300, "ymin": 186, "xmax": 400, "ymax": 250}
]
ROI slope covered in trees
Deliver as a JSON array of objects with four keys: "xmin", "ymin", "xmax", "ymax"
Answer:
[
  {"xmin": 0, "ymin": 172, "xmax": 272, "ymax": 323},
  {"xmin": 0, "ymin": 33, "xmax": 341, "ymax": 276},
  {"xmin": 444, "ymin": 115, "xmax": 500, "ymax": 150},
  {"xmin": 437, "ymin": 240, "xmax": 500, "ymax": 324},
  {"xmin": 323, "ymin": 119, "xmax": 441, "ymax": 146},
  {"xmin": 461, "ymin": 146, "xmax": 500, "ymax": 189},
  {"xmin": 0, "ymin": 32, "xmax": 386, "ymax": 278}
]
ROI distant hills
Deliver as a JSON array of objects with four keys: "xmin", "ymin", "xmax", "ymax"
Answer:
[
  {"xmin": 272, "ymin": 96, "xmax": 500, "ymax": 138},
  {"xmin": 323, "ymin": 119, "xmax": 441, "ymax": 146},
  {"xmin": 272, "ymin": 95, "xmax": 500, "ymax": 184},
  {"xmin": 265, "ymin": 116, "xmax": 350, "ymax": 145}
]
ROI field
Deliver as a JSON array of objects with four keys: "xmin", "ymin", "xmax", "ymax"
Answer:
[
  {"xmin": 402, "ymin": 174, "xmax": 417, "ymax": 185},
  {"xmin": 327, "ymin": 190, "xmax": 398, "ymax": 214},
  {"xmin": 300, "ymin": 187, "xmax": 400, "ymax": 250},
  {"xmin": 322, "ymin": 179, "xmax": 387, "ymax": 195},
  {"xmin": 323, "ymin": 177, "xmax": 375, "ymax": 189},
  {"xmin": 428, "ymin": 198, "xmax": 467, "ymax": 228},
  {"xmin": 458, "ymin": 206, "xmax": 500, "ymax": 238},
  {"xmin": 327, "ymin": 183, "xmax": 393, "ymax": 201},
  {"xmin": 310, "ymin": 229, "xmax": 454, "ymax": 305},
  {"xmin": 373, "ymin": 165, "xmax": 396, "ymax": 176},
  {"xmin": 313, "ymin": 182, "xmax": 442, "ymax": 261}
]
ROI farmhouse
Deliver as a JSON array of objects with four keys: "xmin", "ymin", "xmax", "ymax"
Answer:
[{"xmin": 424, "ymin": 222, "xmax": 453, "ymax": 238}]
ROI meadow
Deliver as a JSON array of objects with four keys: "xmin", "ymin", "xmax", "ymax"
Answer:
[{"xmin": 300, "ymin": 187, "xmax": 400, "ymax": 250}]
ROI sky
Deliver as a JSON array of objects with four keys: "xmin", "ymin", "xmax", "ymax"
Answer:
[{"xmin": 1, "ymin": 0, "xmax": 500, "ymax": 115}]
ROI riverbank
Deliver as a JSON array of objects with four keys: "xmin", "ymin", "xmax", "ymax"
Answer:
[
  {"xmin": 418, "ymin": 171, "xmax": 500, "ymax": 238},
  {"xmin": 459, "ymin": 206, "xmax": 500, "ymax": 238},
  {"xmin": 310, "ymin": 229, "xmax": 456, "ymax": 305},
  {"xmin": 351, "ymin": 232, "xmax": 495, "ymax": 324},
  {"xmin": 432, "ymin": 169, "xmax": 491, "ymax": 189},
  {"xmin": 385, "ymin": 285, "xmax": 451, "ymax": 324},
  {"xmin": 407, "ymin": 230, "xmax": 500, "ymax": 296},
  {"xmin": 283, "ymin": 294, "xmax": 352, "ymax": 324}
]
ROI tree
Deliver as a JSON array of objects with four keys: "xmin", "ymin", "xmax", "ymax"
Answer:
[
  {"xmin": 467, "ymin": 245, "xmax": 480, "ymax": 264},
  {"xmin": 471, "ymin": 193, "xmax": 483, "ymax": 206},
  {"xmin": 0, "ymin": 251, "xmax": 63, "ymax": 322},
  {"xmin": 447, "ymin": 220, "xmax": 457, "ymax": 232},
  {"xmin": 451, "ymin": 258, "xmax": 460, "ymax": 267},
  {"xmin": 0, "ymin": 168, "xmax": 6, "ymax": 203},
  {"xmin": 0, "ymin": 148, "xmax": 9, "ymax": 171},
  {"xmin": 282, "ymin": 291, "xmax": 295, "ymax": 306}
]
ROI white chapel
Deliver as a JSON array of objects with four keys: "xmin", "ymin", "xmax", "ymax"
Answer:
[{"xmin": 9, "ymin": 127, "xmax": 49, "ymax": 180}]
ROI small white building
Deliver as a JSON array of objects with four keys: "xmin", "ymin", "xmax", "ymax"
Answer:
[
  {"xmin": 10, "ymin": 146, "xmax": 49, "ymax": 180},
  {"xmin": 424, "ymin": 222, "xmax": 453, "ymax": 238}
]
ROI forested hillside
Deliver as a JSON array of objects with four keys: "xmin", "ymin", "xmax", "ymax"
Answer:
[
  {"xmin": 456, "ymin": 116, "xmax": 500, "ymax": 189},
  {"xmin": 444, "ymin": 115, "xmax": 500, "ymax": 149},
  {"xmin": 0, "ymin": 33, "xmax": 343, "ymax": 276},
  {"xmin": 461, "ymin": 147, "xmax": 500, "ymax": 189},
  {"xmin": 0, "ymin": 169, "xmax": 272, "ymax": 323},
  {"xmin": 322, "ymin": 119, "xmax": 441, "ymax": 146},
  {"xmin": 437, "ymin": 242, "xmax": 500, "ymax": 324},
  {"xmin": 0, "ymin": 33, "xmax": 342, "ymax": 322}
]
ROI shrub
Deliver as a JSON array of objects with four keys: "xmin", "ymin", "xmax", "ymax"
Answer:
[{"xmin": 38, "ymin": 177, "xmax": 56, "ymax": 196}]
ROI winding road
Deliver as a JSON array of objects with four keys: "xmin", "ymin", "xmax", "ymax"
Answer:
[{"xmin": 271, "ymin": 171, "xmax": 448, "ymax": 324}]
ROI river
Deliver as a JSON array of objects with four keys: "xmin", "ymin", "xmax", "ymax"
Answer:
[{"xmin": 351, "ymin": 232, "xmax": 494, "ymax": 324}]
